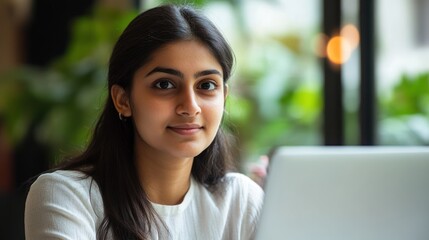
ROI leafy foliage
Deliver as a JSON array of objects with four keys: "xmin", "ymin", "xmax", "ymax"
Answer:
[
  {"xmin": 0, "ymin": 7, "xmax": 138, "ymax": 163},
  {"xmin": 379, "ymin": 72, "xmax": 429, "ymax": 145}
]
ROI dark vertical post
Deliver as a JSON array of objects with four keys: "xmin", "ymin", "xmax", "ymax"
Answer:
[
  {"xmin": 323, "ymin": 0, "xmax": 343, "ymax": 145},
  {"xmin": 359, "ymin": 0, "xmax": 376, "ymax": 145}
]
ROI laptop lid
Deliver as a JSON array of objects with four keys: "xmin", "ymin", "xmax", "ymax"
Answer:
[{"xmin": 255, "ymin": 146, "xmax": 429, "ymax": 240}]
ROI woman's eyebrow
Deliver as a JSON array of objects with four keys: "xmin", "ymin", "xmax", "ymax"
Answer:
[
  {"xmin": 146, "ymin": 67, "xmax": 184, "ymax": 78},
  {"xmin": 146, "ymin": 67, "xmax": 222, "ymax": 79},
  {"xmin": 194, "ymin": 69, "xmax": 222, "ymax": 78}
]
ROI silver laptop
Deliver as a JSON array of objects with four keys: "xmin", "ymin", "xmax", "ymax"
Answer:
[{"xmin": 255, "ymin": 146, "xmax": 429, "ymax": 240}]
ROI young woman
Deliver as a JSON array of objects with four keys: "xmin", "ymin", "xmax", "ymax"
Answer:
[{"xmin": 24, "ymin": 4, "xmax": 264, "ymax": 240}]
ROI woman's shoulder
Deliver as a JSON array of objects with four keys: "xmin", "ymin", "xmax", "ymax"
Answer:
[
  {"xmin": 213, "ymin": 172, "xmax": 264, "ymax": 238},
  {"xmin": 217, "ymin": 172, "xmax": 265, "ymax": 206},
  {"xmin": 37, "ymin": 169, "xmax": 89, "ymax": 179},
  {"xmin": 28, "ymin": 169, "xmax": 101, "ymax": 205},
  {"xmin": 25, "ymin": 171, "xmax": 103, "ymax": 239},
  {"xmin": 32, "ymin": 170, "xmax": 94, "ymax": 189},
  {"xmin": 224, "ymin": 172, "xmax": 264, "ymax": 193},
  {"xmin": 194, "ymin": 172, "xmax": 263, "ymax": 202}
]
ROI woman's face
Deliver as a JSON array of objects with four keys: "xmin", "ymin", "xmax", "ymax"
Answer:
[{"xmin": 128, "ymin": 40, "xmax": 227, "ymax": 160}]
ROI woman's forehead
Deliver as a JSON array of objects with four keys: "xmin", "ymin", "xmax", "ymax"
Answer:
[{"xmin": 137, "ymin": 40, "xmax": 222, "ymax": 75}]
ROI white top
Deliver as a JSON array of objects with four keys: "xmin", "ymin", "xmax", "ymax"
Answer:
[{"xmin": 25, "ymin": 170, "xmax": 264, "ymax": 240}]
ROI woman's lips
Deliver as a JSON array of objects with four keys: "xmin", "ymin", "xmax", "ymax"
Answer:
[{"xmin": 167, "ymin": 124, "xmax": 203, "ymax": 135}]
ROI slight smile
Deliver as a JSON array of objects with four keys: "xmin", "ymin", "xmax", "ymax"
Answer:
[{"xmin": 167, "ymin": 124, "xmax": 203, "ymax": 135}]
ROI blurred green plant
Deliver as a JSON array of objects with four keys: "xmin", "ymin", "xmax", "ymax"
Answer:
[
  {"xmin": 0, "ymin": 7, "xmax": 138, "ymax": 163},
  {"xmin": 379, "ymin": 72, "xmax": 429, "ymax": 145},
  {"xmin": 224, "ymin": 32, "xmax": 322, "ymax": 160}
]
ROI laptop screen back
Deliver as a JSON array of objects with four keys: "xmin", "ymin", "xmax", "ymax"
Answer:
[{"xmin": 255, "ymin": 146, "xmax": 429, "ymax": 240}]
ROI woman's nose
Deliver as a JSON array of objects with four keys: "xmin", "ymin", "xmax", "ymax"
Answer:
[{"xmin": 176, "ymin": 88, "xmax": 201, "ymax": 117}]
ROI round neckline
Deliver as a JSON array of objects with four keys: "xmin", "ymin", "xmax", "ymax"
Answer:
[{"xmin": 150, "ymin": 177, "xmax": 195, "ymax": 216}]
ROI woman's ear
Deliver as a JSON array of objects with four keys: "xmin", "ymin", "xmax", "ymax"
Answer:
[{"xmin": 111, "ymin": 84, "xmax": 132, "ymax": 117}]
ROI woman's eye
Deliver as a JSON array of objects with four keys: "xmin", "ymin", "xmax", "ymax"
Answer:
[
  {"xmin": 154, "ymin": 80, "xmax": 174, "ymax": 89},
  {"xmin": 199, "ymin": 81, "xmax": 217, "ymax": 90}
]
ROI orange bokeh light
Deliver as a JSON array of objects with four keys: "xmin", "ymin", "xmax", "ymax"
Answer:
[
  {"xmin": 326, "ymin": 36, "xmax": 353, "ymax": 65},
  {"xmin": 341, "ymin": 24, "xmax": 360, "ymax": 49},
  {"xmin": 324, "ymin": 24, "xmax": 359, "ymax": 65},
  {"xmin": 317, "ymin": 24, "xmax": 360, "ymax": 65}
]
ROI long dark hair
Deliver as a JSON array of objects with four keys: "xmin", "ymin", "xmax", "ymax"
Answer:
[{"xmin": 58, "ymin": 4, "xmax": 235, "ymax": 239}]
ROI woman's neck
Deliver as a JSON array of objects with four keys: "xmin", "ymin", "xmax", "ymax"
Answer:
[{"xmin": 135, "ymin": 151, "xmax": 194, "ymax": 205}]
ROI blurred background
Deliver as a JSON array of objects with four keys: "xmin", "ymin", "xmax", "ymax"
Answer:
[{"xmin": 1, "ymin": 0, "xmax": 428, "ymax": 238}]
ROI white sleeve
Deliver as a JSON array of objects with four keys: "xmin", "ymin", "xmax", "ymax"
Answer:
[
  {"xmin": 225, "ymin": 173, "xmax": 264, "ymax": 240},
  {"xmin": 24, "ymin": 172, "xmax": 99, "ymax": 240},
  {"xmin": 239, "ymin": 174, "xmax": 265, "ymax": 240}
]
